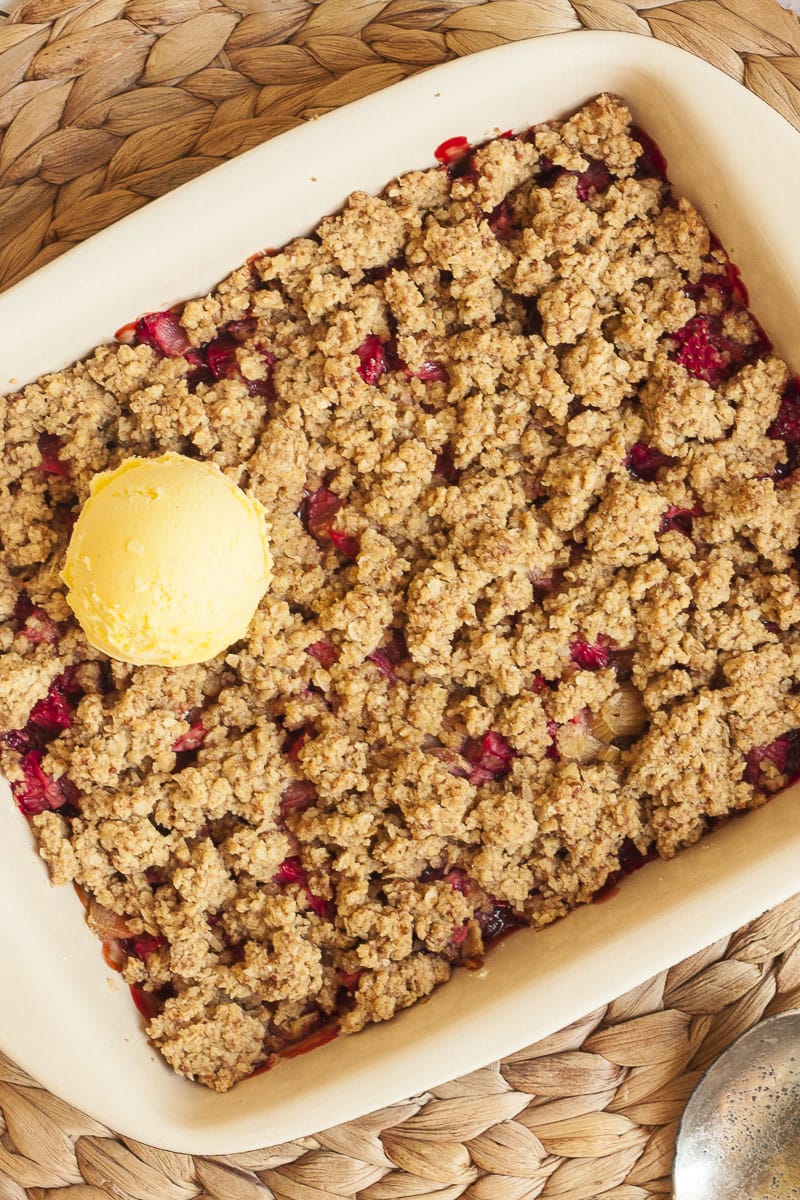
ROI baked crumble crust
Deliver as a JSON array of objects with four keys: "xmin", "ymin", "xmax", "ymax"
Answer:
[{"xmin": 2, "ymin": 93, "xmax": 799, "ymax": 1090}]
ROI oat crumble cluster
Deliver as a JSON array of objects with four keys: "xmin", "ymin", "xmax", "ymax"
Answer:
[{"xmin": 2, "ymin": 94, "xmax": 800, "ymax": 1092}]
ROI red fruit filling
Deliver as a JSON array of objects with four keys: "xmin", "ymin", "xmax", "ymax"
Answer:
[
  {"xmin": 132, "ymin": 311, "xmax": 190, "ymax": 358},
  {"xmin": 631, "ymin": 125, "xmax": 667, "ymax": 180},
  {"xmin": 462, "ymin": 731, "xmax": 515, "ymax": 785},
  {"xmin": 307, "ymin": 640, "xmax": 340, "ymax": 668},
  {"xmin": 284, "ymin": 727, "xmax": 311, "ymax": 762},
  {"xmin": 575, "ymin": 160, "xmax": 611, "ymax": 202},
  {"xmin": 744, "ymin": 730, "xmax": 800, "ymax": 788},
  {"xmin": 273, "ymin": 856, "xmax": 333, "ymax": 919},
  {"xmin": 303, "ymin": 485, "xmax": 343, "ymax": 541},
  {"xmin": 434, "ymin": 135, "xmax": 470, "ymax": 165},
  {"xmin": 37, "ymin": 433, "xmax": 71, "ymax": 477},
  {"xmin": 356, "ymin": 335, "xmax": 388, "ymax": 385},
  {"xmin": 28, "ymin": 687, "xmax": 73, "ymax": 735},
  {"xmin": 172, "ymin": 722, "xmax": 207, "ymax": 754},
  {"xmin": 125, "ymin": 934, "xmax": 165, "ymax": 961},
  {"xmin": 476, "ymin": 901, "xmax": 520, "ymax": 946},
  {"xmin": 768, "ymin": 380, "xmax": 800, "ymax": 445},
  {"xmin": 12, "ymin": 750, "xmax": 73, "ymax": 817},
  {"xmin": 14, "ymin": 593, "xmax": 61, "ymax": 645},
  {"xmin": 625, "ymin": 442, "xmax": 674, "ymax": 482},
  {"xmin": 595, "ymin": 837, "xmax": 657, "ymax": 899},
  {"xmin": 434, "ymin": 134, "xmax": 477, "ymax": 180},
  {"xmin": 546, "ymin": 718, "xmax": 560, "ymax": 760},
  {"xmin": 569, "ymin": 637, "xmax": 611, "ymax": 671},
  {"xmin": 205, "ymin": 334, "xmax": 239, "ymax": 380},
  {"xmin": 660, "ymin": 504, "xmax": 702, "ymax": 536},
  {"xmin": 329, "ymin": 528, "xmax": 360, "ymax": 560},
  {"xmin": 488, "ymin": 199, "xmax": 516, "ymax": 240},
  {"xmin": 434, "ymin": 448, "xmax": 460, "ymax": 483},
  {"xmin": 367, "ymin": 628, "xmax": 408, "ymax": 681},
  {"xmin": 279, "ymin": 781, "xmax": 317, "ymax": 823},
  {"xmin": 671, "ymin": 315, "xmax": 727, "ymax": 384}
]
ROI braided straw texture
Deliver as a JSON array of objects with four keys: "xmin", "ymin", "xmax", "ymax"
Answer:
[
  {"xmin": 1, "ymin": 0, "xmax": 800, "ymax": 290},
  {"xmin": 1, "ymin": 1, "xmax": 800, "ymax": 1196}
]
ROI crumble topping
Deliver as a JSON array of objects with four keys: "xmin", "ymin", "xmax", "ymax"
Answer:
[{"xmin": 2, "ymin": 93, "xmax": 799, "ymax": 1091}]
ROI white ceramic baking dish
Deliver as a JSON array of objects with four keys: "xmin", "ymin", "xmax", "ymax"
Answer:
[{"xmin": 1, "ymin": 30, "xmax": 799, "ymax": 1154}]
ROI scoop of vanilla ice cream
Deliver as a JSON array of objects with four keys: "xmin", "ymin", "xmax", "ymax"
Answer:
[{"xmin": 62, "ymin": 453, "xmax": 271, "ymax": 667}]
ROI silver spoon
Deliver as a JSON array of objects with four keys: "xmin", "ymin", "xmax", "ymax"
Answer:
[{"xmin": 672, "ymin": 1009, "xmax": 800, "ymax": 1198}]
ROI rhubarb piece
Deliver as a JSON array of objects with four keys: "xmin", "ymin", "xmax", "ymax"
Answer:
[
  {"xmin": 172, "ymin": 722, "xmax": 207, "ymax": 753},
  {"xmin": 132, "ymin": 311, "xmax": 190, "ymax": 357}
]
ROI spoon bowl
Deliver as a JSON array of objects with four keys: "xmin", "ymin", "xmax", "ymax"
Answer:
[{"xmin": 673, "ymin": 1009, "xmax": 800, "ymax": 1199}]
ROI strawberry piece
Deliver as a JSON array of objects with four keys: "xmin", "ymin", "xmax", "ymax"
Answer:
[
  {"xmin": 367, "ymin": 628, "xmax": 408, "ymax": 681},
  {"xmin": 463, "ymin": 731, "xmax": 515, "ymax": 785},
  {"xmin": 279, "ymin": 780, "xmax": 317, "ymax": 822},
  {"xmin": 37, "ymin": 433, "xmax": 70, "ymax": 477},
  {"xmin": 625, "ymin": 442, "xmax": 674, "ymax": 482},
  {"xmin": 575, "ymin": 160, "xmax": 611, "ymax": 202},
  {"xmin": 356, "ymin": 335, "xmax": 388, "ymax": 385},
  {"xmin": 133, "ymin": 311, "xmax": 190, "ymax": 357},
  {"xmin": 172, "ymin": 722, "xmax": 207, "ymax": 753},
  {"xmin": 569, "ymin": 636, "xmax": 611, "ymax": 671},
  {"xmin": 329, "ymin": 528, "xmax": 360, "ymax": 560},
  {"xmin": 660, "ymin": 504, "xmax": 702, "ymax": 536},
  {"xmin": 307, "ymin": 640, "xmax": 340, "ymax": 668},
  {"xmin": 12, "ymin": 750, "xmax": 71, "ymax": 816},
  {"xmin": 303, "ymin": 485, "xmax": 343, "ymax": 540},
  {"xmin": 337, "ymin": 969, "xmax": 362, "ymax": 991}
]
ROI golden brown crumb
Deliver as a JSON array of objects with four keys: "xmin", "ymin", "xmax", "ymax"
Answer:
[{"xmin": 1, "ymin": 93, "xmax": 796, "ymax": 1092}]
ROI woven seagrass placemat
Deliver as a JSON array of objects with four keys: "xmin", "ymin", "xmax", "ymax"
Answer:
[{"xmin": 2, "ymin": 2, "xmax": 800, "ymax": 1197}]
